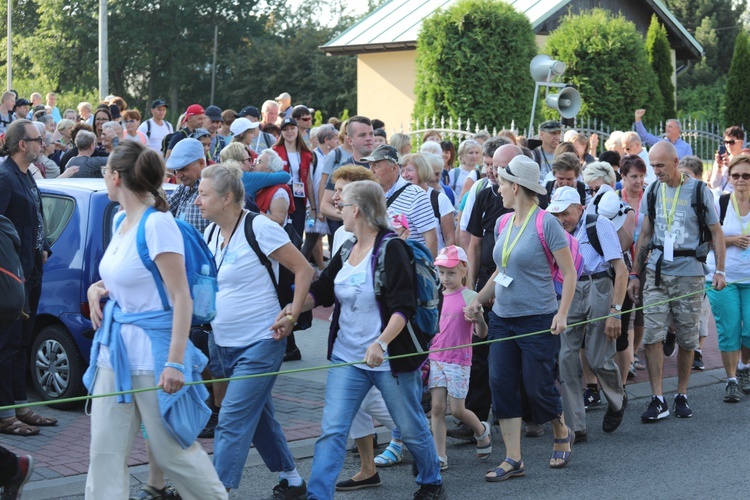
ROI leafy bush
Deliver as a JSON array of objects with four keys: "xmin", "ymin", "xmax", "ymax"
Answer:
[
  {"xmin": 544, "ymin": 9, "xmax": 665, "ymax": 129},
  {"xmin": 677, "ymin": 79, "xmax": 726, "ymax": 123},
  {"xmin": 645, "ymin": 15, "xmax": 675, "ymax": 120},
  {"xmin": 413, "ymin": 0, "xmax": 537, "ymax": 129},
  {"xmin": 724, "ymin": 30, "xmax": 750, "ymax": 127}
]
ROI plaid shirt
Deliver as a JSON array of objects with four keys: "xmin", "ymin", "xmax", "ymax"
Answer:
[{"xmin": 168, "ymin": 180, "xmax": 210, "ymax": 233}]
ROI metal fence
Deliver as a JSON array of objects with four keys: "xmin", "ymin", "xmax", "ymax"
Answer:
[{"xmin": 404, "ymin": 115, "xmax": 729, "ymax": 162}]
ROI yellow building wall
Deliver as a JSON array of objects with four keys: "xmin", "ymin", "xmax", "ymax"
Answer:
[{"xmin": 357, "ymin": 51, "xmax": 417, "ymax": 133}]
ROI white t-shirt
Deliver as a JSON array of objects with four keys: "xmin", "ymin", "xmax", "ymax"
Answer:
[
  {"xmin": 205, "ymin": 212, "xmax": 290, "ymax": 347},
  {"xmin": 707, "ymin": 195, "xmax": 750, "ymax": 282},
  {"xmin": 449, "ymin": 167, "xmax": 478, "ymax": 201},
  {"xmin": 428, "ymin": 186, "xmax": 455, "ymax": 250},
  {"xmin": 138, "ymin": 119, "xmax": 173, "ymax": 153},
  {"xmin": 459, "ymin": 180, "xmax": 490, "ymax": 231},
  {"xmin": 332, "ymin": 226, "xmax": 355, "ymax": 256},
  {"xmin": 97, "ymin": 210, "xmax": 184, "ymax": 371},
  {"xmin": 332, "ymin": 248, "xmax": 387, "ymax": 371},
  {"xmin": 286, "ymin": 151, "xmax": 301, "ymax": 184}
]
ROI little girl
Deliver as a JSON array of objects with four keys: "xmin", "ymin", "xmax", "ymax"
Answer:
[{"xmin": 429, "ymin": 245, "xmax": 490, "ymax": 470}]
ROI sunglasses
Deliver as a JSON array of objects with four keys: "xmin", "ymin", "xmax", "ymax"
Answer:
[
  {"xmin": 724, "ymin": 139, "xmax": 739, "ymax": 145},
  {"xmin": 731, "ymin": 173, "xmax": 750, "ymax": 180},
  {"xmin": 585, "ymin": 185, "xmax": 602, "ymax": 196}
]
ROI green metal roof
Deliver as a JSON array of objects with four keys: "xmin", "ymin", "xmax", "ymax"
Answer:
[{"xmin": 322, "ymin": 0, "xmax": 703, "ymax": 58}]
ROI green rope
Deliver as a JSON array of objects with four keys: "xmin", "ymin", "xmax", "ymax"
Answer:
[{"xmin": 0, "ymin": 276, "xmax": 744, "ymax": 412}]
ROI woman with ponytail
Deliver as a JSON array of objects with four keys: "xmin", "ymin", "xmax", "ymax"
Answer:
[{"xmin": 83, "ymin": 141, "xmax": 227, "ymax": 499}]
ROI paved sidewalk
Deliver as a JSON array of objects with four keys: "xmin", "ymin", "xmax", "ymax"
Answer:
[{"xmin": 1, "ymin": 307, "xmax": 727, "ymax": 499}]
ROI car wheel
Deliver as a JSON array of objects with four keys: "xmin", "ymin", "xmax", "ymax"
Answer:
[{"xmin": 31, "ymin": 324, "xmax": 85, "ymax": 410}]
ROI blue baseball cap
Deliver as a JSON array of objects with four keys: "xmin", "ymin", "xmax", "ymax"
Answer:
[{"xmin": 165, "ymin": 138, "xmax": 205, "ymax": 170}]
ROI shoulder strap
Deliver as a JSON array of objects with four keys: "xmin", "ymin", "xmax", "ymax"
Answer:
[
  {"xmin": 243, "ymin": 212, "xmax": 283, "ymax": 307},
  {"xmin": 334, "ymin": 148, "xmax": 342, "ymax": 168},
  {"xmin": 646, "ymin": 180, "xmax": 660, "ymax": 227},
  {"xmin": 386, "ymin": 184, "xmax": 410, "ymax": 208},
  {"xmin": 146, "ymin": 119, "xmax": 151, "ymax": 139},
  {"xmin": 206, "ymin": 222, "xmax": 218, "ymax": 245},
  {"xmin": 496, "ymin": 212, "xmax": 514, "ymax": 237},
  {"xmin": 585, "ymin": 212, "xmax": 604, "ymax": 255},
  {"xmin": 134, "ymin": 207, "xmax": 170, "ymax": 311},
  {"xmin": 576, "ymin": 181, "xmax": 587, "ymax": 205},
  {"xmin": 534, "ymin": 209, "xmax": 555, "ymax": 268},
  {"xmin": 339, "ymin": 238, "xmax": 355, "ymax": 262},
  {"xmin": 693, "ymin": 180, "xmax": 711, "ymax": 243},
  {"xmin": 430, "ymin": 189, "xmax": 440, "ymax": 220},
  {"xmin": 451, "ymin": 169, "xmax": 459, "ymax": 191},
  {"xmin": 719, "ymin": 193, "xmax": 731, "ymax": 225}
]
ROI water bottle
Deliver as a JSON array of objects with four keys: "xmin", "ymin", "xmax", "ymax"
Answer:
[
  {"xmin": 192, "ymin": 264, "xmax": 216, "ymax": 322},
  {"xmin": 306, "ymin": 210, "xmax": 315, "ymax": 229}
]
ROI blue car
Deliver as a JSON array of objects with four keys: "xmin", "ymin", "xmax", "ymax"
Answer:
[{"xmin": 33, "ymin": 179, "xmax": 174, "ymax": 408}]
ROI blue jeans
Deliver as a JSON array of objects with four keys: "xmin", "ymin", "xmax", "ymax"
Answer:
[
  {"xmin": 307, "ymin": 361, "xmax": 441, "ymax": 500},
  {"xmin": 212, "ymin": 338, "xmax": 295, "ymax": 489},
  {"xmin": 488, "ymin": 312, "xmax": 562, "ymax": 423}
]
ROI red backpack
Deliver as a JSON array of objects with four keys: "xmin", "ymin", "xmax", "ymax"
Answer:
[{"xmin": 496, "ymin": 209, "xmax": 584, "ymax": 296}]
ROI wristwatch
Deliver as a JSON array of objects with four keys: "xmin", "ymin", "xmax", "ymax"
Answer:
[
  {"xmin": 375, "ymin": 340, "xmax": 388, "ymax": 352},
  {"xmin": 611, "ymin": 304, "xmax": 622, "ymax": 312}
]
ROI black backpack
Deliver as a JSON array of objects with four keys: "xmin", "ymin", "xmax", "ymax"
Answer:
[
  {"xmin": 0, "ymin": 216, "xmax": 25, "ymax": 328},
  {"xmin": 430, "ymin": 190, "xmax": 441, "ymax": 220},
  {"xmin": 207, "ymin": 213, "xmax": 312, "ymax": 331},
  {"xmin": 718, "ymin": 193, "xmax": 731, "ymax": 225},
  {"xmin": 145, "ymin": 118, "xmax": 173, "ymax": 140},
  {"xmin": 162, "ymin": 128, "xmax": 189, "ymax": 157}
]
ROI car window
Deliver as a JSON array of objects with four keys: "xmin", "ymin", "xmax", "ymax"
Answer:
[
  {"xmin": 41, "ymin": 195, "xmax": 75, "ymax": 245},
  {"xmin": 102, "ymin": 202, "xmax": 121, "ymax": 248}
]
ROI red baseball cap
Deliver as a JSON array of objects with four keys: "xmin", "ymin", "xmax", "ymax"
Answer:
[{"xmin": 185, "ymin": 104, "xmax": 205, "ymax": 117}]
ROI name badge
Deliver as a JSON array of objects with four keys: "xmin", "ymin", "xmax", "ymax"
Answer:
[
  {"xmin": 494, "ymin": 272, "xmax": 513, "ymax": 288},
  {"xmin": 223, "ymin": 251, "xmax": 236, "ymax": 265},
  {"xmin": 741, "ymin": 248, "xmax": 750, "ymax": 261},
  {"xmin": 663, "ymin": 233, "xmax": 675, "ymax": 262},
  {"xmin": 292, "ymin": 182, "xmax": 305, "ymax": 198},
  {"xmin": 349, "ymin": 273, "xmax": 366, "ymax": 286}
]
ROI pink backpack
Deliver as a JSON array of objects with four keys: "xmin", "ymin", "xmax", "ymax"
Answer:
[{"xmin": 496, "ymin": 209, "xmax": 584, "ymax": 296}]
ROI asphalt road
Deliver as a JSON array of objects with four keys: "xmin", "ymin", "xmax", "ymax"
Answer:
[{"xmin": 137, "ymin": 382, "xmax": 747, "ymax": 500}]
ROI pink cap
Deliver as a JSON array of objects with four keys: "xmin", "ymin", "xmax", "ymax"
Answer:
[{"xmin": 434, "ymin": 245, "xmax": 468, "ymax": 268}]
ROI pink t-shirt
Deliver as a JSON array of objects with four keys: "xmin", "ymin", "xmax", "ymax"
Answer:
[{"xmin": 429, "ymin": 287, "xmax": 477, "ymax": 366}]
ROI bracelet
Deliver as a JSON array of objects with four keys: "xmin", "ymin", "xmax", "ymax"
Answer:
[
  {"xmin": 628, "ymin": 274, "xmax": 640, "ymax": 281},
  {"xmin": 610, "ymin": 314, "xmax": 622, "ymax": 320},
  {"xmin": 715, "ymin": 270, "xmax": 726, "ymax": 276},
  {"xmin": 285, "ymin": 314, "xmax": 298, "ymax": 326},
  {"xmin": 164, "ymin": 362, "xmax": 185, "ymax": 373}
]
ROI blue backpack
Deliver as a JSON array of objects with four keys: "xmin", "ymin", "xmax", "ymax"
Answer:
[{"xmin": 116, "ymin": 207, "xmax": 218, "ymax": 326}]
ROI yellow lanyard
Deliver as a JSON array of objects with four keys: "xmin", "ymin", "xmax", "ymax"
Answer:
[
  {"xmin": 731, "ymin": 193, "xmax": 750, "ymax": 235},
  {"xmin": 501, "ymin": 205, "xmax": 537, "ymax": 269},
  {"xmin": 660, "ymin": 176, "xmax": 683, "ymax": 233}
]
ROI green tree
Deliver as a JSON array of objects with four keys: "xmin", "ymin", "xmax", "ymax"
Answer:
[
  {"xmin": 413, "ymin": 0, "xmax": 537, "ymax": 129},
  {"xmin": 645, "ymin": 16, "xmax": 676, "ymax": 120},
  {"xmin": 724, "ymin": 30, "xmax": 750, "ymax": 126},
  {"xmin": 544, "ymin": 9, "xmax": 664, "ymax": 130}
]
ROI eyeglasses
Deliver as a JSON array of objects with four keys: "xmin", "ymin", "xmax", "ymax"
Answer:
[
  {"xmin": 337, "ymin": 203, "xmax": 355, "ymax": 210},
  {"xmin": 124, "ymin": 119, "xmax": 136, "ymax": 124},
  {"xmin": 585, "ymin": 185, "xmax": 602, "ymax": 196},
  {"xmin": 252, "ymin": 157, "xmax": 262, "ymax": 165},
  {"xmin": 242, "ymin": 157, "xmax": 253, "ymax": 165},
  {"xmin": 731, "ymin": 173, "xmax": 750, "ymax": 180},
  {"xmin": 724, "ymin": 139, "xmax": 738, "ymax": 145},
  {"xmin": 22, "ymin": 137, "xmax": 43, "ymax": 144},
  {"xmin": 100, "ymin": 166, "xmax": 109, "ymax": 176}
]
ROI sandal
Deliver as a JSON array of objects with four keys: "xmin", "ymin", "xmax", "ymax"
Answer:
[
  {"xmin": 0, "ymin": 416, "xmax": 40, "ymax": 436},
  {"xmin": 374, "ymin": 442, "xmax": 403, "ymax": 467},
  {"xmin": 549, "ymin": 425, "xmax": 573, "ymax": 469},
  {"xmin": 438, "ymin": 455, "xmax": 448, "ymax": 470},
  {"xmin": 475, "ymin": 421, "xmax": 492, "ymax": 460},
  {"xmin": 16, "ymin": 409, "xmax": 58, "ymax": 427},
  {"xmin": 485, "ymin": 457, "xmax": 525, "ymax": 482}
]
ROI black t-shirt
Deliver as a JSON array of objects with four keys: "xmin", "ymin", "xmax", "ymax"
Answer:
[{"xmin": 466, "ymin": 183, "xmax": 511, "ymax": 272}]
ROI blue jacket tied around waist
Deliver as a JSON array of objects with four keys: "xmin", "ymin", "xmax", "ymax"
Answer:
[{"xmin": 83, "ymin": 300, "xmax": 211, "ymax": 449}]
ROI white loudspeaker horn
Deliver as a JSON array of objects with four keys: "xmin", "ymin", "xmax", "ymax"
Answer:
[
  {"xmin": 546, "ymin": 87, "xmax": 581, "ymax": 119},
  {"xmin": 530, "ymin": 55, "xmax": 566, "ymax": 82}
]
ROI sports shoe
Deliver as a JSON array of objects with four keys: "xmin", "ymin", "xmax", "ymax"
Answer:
[
  {"xmin": 724, "ymin": 380, "xmax": 741, "ymax": 403},
  {"xmin": 673, "ymin": 394, "xmax": 693, "ymax": 418},
  {"xmin": 628, "ymin": 362, "xmax": 637, "ymax": 380},
  {"xmin": 198, "ymin": 407, "xmax": 219, "ymax": 439},
  {"xmin": 737, "ymin": 368, "xmax": 750, "ymax": 394},
  {"xmin": 583, "ymin": 388, "xmax": 602, "ymax": 410},
  {"xmin": 641, "ymin": 396, "xmax": 669, "ymax": 422},
  {"xmin": 272, "ymin": 479, "xmax": 307, "ymax": 500},
  {"xmin": 602, "ymin": 403, "xmax": 625, "ymax": 433},
  {"xmin": 446, "ymin": 423, "xmax": 476, "ymax": 442},
  {"xmin": 2, "ymin": 455, "xmax": 33, "ymax": 500},
  {"xmin": 413, "ymin": 483, "xmax": 447, "ymax": 500},
  {"xmin": 663, "ymin": 330, "xmax": 676, "ymax": 357},
  {"xmin": 692, "ymin": 350, "xmax": 705, "ymax": 370},
  {"xmin": 524, "ymin": 421, "xmax": 545, "ymax": 437}
]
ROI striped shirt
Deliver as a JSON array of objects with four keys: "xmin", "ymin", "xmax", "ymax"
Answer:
[
  {"xmin": 385, "ymin": 177, "xmax": 437, "ymax": 245},
  {"xmin": 574, "ymin": 215, "xmax": 622, "ymax": 275}
]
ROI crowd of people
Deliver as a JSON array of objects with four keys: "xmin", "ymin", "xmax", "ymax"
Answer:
[{"xmin": 0, "ymin": 88, "xmax": 748, "ymax": 500}]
